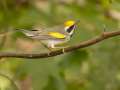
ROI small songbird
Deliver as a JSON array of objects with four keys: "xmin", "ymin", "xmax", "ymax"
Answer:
[{"xmin": 19, "ymin": 20, "xmax": 78, "ymax": 51}]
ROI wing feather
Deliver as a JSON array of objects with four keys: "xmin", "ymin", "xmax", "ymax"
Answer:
[{"xmin": 20, "ymin": 29, "xmax": 66, "ymax": 40}]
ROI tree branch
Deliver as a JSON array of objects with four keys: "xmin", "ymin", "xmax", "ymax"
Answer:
[{"xmin": 0, "ymin": 30, "xmax": 120, "ymax": 59}]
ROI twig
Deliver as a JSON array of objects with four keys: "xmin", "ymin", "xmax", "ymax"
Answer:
[
  {"xmin": 0, "ymin": 73, "xmax": 19, "ymax": 90},
  {"xmin": 0, "ymin": 30, "xmax": 119, "ymax": 59}
]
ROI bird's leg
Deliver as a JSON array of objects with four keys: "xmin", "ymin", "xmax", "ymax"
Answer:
[
  {"xmin": 102, "ymin": 25, "xmax": 107, "ymax": 36},
  {"xmin": 51, "ymin": 44, "xmax": 66, "ymax": 53},
  {"xmin": 41, "ymin": 42, "xmax": 51, "ymax": 51},
  {"xmin": 40, "ymin": 42, "xmax": 53, "ymax": 56},
  {"xmin": 103, "ymin": 24, "xmax": 107, "ymax": 32}
]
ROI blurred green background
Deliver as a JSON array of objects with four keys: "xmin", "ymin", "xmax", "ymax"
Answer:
[{"xmin": 0, "ymin": 0, "xmax": 120, "ymax": 90}]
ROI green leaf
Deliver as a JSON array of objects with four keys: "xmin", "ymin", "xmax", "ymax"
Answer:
[
  {"xmin": 59, "ymin": 50, "xmax": 89, "ymax": 68},
  {"xmin": 43, "ymin": 76, "xmax": 62, "ymax": 90}
]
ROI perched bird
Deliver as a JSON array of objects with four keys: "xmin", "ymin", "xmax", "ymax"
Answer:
[{"xmin": 19, "ymin": 20, "xmax": 78, "ymax": 51}]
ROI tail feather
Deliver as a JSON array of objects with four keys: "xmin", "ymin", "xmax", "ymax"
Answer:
[{"xmin": 16, "ymin": 29, "xmax": 38, "ymax": 37}]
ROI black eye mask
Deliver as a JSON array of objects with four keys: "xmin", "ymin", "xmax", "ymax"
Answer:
[{"xmin": 66, "ymin": 25, "xmax": 75, "ymax": 33}]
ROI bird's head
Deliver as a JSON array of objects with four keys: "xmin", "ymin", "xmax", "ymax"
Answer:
[{"xmin": 64, "ymin": 20, "xmax": 79, "ymax": 36}]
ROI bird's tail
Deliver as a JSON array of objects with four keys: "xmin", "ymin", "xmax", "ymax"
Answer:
[{"xmin": 15, "ymin": 29, "xmax": 38, "ymax": 37}]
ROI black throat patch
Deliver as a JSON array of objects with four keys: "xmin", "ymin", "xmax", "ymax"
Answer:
[
  {"xmin": 66, "ymin": 25, "xmax": 76, "ymax": 37},
  {"xmin": 66, "ymin": 25, "xmax": 75, "ymax": 33}
]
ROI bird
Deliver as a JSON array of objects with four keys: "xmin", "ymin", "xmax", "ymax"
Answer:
[{"xmin": 18, "ymin": 20, "xmax": 79, "ymax": 52}]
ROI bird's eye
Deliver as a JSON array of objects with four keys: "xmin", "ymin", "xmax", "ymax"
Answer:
[{"xmin": 66, "ymin": 25, "xmax": 75, "ymax": 33}]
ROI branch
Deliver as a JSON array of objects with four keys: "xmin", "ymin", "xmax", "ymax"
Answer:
[{"xmin": 0, "ymin": 30, "xmax": 120, "ymax": 59}]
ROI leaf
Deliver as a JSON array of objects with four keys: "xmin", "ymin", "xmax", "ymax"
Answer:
[
  {"xmin": 59, "ymin": 50, "xmax": 89, "ymax": 68},
  {"xmin": 43, "ymin": 76, "xmax": 59, "ymax": 90},
  {"xmin": 43, "ymin": 75, "xmax": 66, "ymax": 90}
]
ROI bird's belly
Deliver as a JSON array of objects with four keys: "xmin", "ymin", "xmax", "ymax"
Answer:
[
  {"xmin": 42, "ymin": 39, "xmax": 67, "ymax": 47},
  {"xmin": 41, "ymin": 36, "xmax": 70, "ymax": 47},
  {"xmin": 46, "ymin": 40, "xmax": 63, "ymax": 45}
]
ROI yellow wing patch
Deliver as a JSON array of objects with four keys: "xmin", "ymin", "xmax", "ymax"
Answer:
[{"xmin": 48, "ymin": 32, "xmax": 66, "ymax": 39}]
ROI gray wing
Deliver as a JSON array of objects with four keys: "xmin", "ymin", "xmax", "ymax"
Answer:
[{"xmin": 19, "ymin": 28, "xmax": 66, "ymax": 40}]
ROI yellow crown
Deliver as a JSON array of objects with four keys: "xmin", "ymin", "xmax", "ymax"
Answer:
[{"xmin": 64, "ymin": 20, "xmax": 75, "ymax": 27}]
